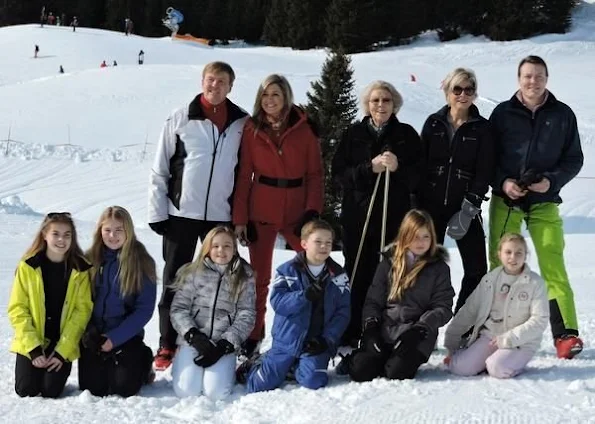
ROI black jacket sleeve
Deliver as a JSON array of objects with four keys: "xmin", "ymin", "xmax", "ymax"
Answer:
[
  {"xmin": 331, "ymin": 126, "xmax": 376, "ymax": 191},
  {"xmin": 361, "ymin": 259, "xmax": 390, "ymax": 327},
  {"xmin": 397, "ymin": 124, "xmax": 425, "ymax": 196},
  {"xmin": 468, "ymin": 120, "xmax": 496, "ymax": 199},
  {"xmin": 542, "ymin": 108, "xmax": 584, "ymax": 193}
]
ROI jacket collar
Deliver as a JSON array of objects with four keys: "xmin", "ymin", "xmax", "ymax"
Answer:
[
  {"xmin": 380, "ymin": 243, "xmax": 449, "ymax": 264},
  {"xmin": 486, "ymin": 264, "xmax": 532, "ymax": 282},
  {"xmin": 188, "ymin": 94, "xmax": 247, "ymax": 124},
  {"xmin": 24, "ymin": 250, "xmax": 92, "ymax": 272},
  {"xmin": 293, "ymin": 251, "xmax": 342, "ymax": 277},
  {"xmin": 508, "ymin": 90, "xmax": 557, "ymax": 112},
  {"xmin": 433, "ymin": 104, "xmax": 482, "ymax": 125}
]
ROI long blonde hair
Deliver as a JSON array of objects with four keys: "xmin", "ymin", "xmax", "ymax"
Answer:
[
  {"xmin": 23, "ymin": 212, "xmax": 87, "ymax": 270},
  {"xmin": 388, "ymin": 210, "xmax": 438, "ymax": 302},
  {"xmin": 87, "ymin": 206, "xmax": 156, "ymax": 297},
  {"xmin": 175, "ymin": 225, "xmax": 248, "ymax": 302}
]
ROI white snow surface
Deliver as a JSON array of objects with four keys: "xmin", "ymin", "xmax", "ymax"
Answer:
[{"xmin": 2, "ymin": 2, "xmax": 595, "ymax": 422}]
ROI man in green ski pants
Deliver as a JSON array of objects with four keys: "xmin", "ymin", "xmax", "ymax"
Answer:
[{"xmin": 488, "ymin": 55, "xmax": 584, "ymax": 359}]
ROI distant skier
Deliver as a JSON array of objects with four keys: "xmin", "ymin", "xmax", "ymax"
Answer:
[
  {"xmin": 71, "ymin": 16, "xmax": 78, "ymax": 32},
  {"xmin": 34, "ymin": 45, "xmax": 39, "ymax": 58},
  {"xmin": 59, "ymin": 65, "xmax": 64, "ymax": 73},
  {"xmin": 40, "ymin": 6, "xmax": 46, "ymax": 28},
  {"xmin": 138, "ymin": 50, "xmax": 144, "ymax": 65},
  {"xmin": 125, "ymin": 18, "xmax": 134, "ymax": 36},
  {"xmin": 113, "ymin": 60, "xmax": 118, "ymax": 66},
  {"xmin": 100, "ymin": 60, "xmax": 107, "ymax": 68}
]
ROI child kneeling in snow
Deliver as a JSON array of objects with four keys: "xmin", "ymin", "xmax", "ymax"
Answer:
[
  {"xmin": 170, "ymin": 225, "xmax": 255, "ymax": 400},
  {"xmin": 347, "ymin": 209, "xmax": 455, "ymax": 381},
  {"xmin": 238, "ymin": 219, "xmax": 350, "ymax": 392},
  {"xmin": 444, "ymin": 233, "xmax": 549, "ymax": 378}
]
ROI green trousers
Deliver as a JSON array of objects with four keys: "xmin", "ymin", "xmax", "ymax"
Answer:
[{"xmin": 488, "ymin": 195, "xmax": 578, "ymax": 338}]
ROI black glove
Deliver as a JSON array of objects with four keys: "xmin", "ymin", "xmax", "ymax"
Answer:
[
  {"xmin": 149, "ymin": 220, "xmax": 169, "ymax": 236},
  {"xmin": 184, "ymin": 328, "xmax": 212, "ymax": 354},
  {"xmin": 305, "ymin": 280, "xmax": 324, "ymax": 302},
  {"xmin": 81, "ymin": 326, "xmax": 107, "ymax": 353},
  {"xmin": 394, "ymin": 324, "xmax": 429, "ymax": 357},
  {"xmin": 194, "ymin": 339, "xmax": 234, "ymax": 368},
  {"xmin": 294, "ymin": 209, "xmax": 320, "ymax": 237},
  {"xmin": 303, "ymin": 336, "xmax": 329, "ymax": 356},
  {"xmin": 517, "ymin": 169, "xmax": 543, "ymax": 190},
  {"xmin": 360, "ymin": 319, "xmax": 383, "ymax": 354},
  {"xmin": 246, "ymin": 221, "xmax": 258, "ymax": 244},
  {"xmin": 446, "ymin": 197, "xmax": 481, "ymax": 240}
]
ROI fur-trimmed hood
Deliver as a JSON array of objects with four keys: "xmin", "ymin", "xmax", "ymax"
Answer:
[{"xmin": 380, "ymin": 243, "xmax": 449, "ymax": 264}]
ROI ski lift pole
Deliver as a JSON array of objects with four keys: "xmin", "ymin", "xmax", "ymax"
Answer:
[
  {"xmin": 350, "ymin": 172, "xmax": 382, "ymax": 289},
  {"xmin": 380, "ymin": 167, "xmax": 390, "ymax": 260}
]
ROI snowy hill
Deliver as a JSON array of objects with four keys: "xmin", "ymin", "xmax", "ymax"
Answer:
[{"xmin": 1, "ymin": 2, "xmax": 595, "ymax": 422}]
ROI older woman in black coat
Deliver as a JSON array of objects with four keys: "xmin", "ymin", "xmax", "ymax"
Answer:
[{"xmin": 332, "ymin": 81, "xmax": 424, "ymax": 346}]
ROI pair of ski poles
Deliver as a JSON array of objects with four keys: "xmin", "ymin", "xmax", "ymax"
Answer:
[{"xmin": 350, "ymin": 167, "xmax": 390, "ymax": 288}]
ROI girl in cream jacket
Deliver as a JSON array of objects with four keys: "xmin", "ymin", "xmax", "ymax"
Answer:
[{"xmin": 444, "ymin": 233, "xmax": 549, "ymax": 378}]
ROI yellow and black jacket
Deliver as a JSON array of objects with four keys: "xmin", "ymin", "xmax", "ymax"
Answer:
[{"xmin": 8, "ymin": 252, "xmax": 93, "ymax": 361}]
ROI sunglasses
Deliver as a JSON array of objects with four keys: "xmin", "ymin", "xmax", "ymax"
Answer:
[
  {"xmin": 46, "ymin": 212, "xmax": 72, "ymax": 219},
  {"xmin": 452, "ymin": 85, "xmax": 476, "ymax": 96}
]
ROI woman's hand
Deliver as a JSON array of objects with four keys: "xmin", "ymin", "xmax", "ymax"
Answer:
[
  {"xmin": 101, "ymin": 337, "xmax": 113, "ymax": 352},
  {"xmin": 380, "ymin": 151, "xmax": 398, "ymax": 172},
  {"xmin": 235, "ymin": 225, "xmax": 248, "ymax": 246},
  {"xmin": 371, "ymin": 155, "xmax": 385, "ymax": 173},
  {"xmin": 46, "ymin": 353, "xmax": 63, "ymax": 372},
  {"xmin": 32, "ymin": 355, "xmax": 48, "ymax": 368}
]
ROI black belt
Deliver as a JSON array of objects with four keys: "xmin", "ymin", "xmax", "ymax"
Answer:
[{"xmin": 258, "ymin": 175, "xmax": 303, "ymax": 188}]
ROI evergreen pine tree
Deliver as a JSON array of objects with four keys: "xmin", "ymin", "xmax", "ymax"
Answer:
[
  {"xmin": 538, "ymin": 0, "xmax": 578, "ymax": 34},
  {"xmin": 305, "ymin": 49, "xmax": 358, "ymax": 244},
  {"xmin": 286, "ymin": 0, "xmax": 324, "ymax": 49},
  {"xmin": 325, "ymin": 0, "xmax": 378, "ymax": 53},
  {"xmin": 263, "ymin": 0, "xmax": 289, "ymax": 46}
]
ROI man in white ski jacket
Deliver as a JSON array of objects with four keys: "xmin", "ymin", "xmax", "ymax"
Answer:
[{"xmin": 148, "ymin": 61, "xmax": 249, "ymax": 370}]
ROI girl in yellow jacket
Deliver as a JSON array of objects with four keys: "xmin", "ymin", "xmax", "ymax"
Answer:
[{"xmin": 8, "ymin": 212, "xmax": 93, "ymax": 398}]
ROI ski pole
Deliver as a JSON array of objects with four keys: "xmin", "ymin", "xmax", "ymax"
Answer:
[
  {"xmin": 380, "ymin": 167, "xmax": 390, "ymax": 260},
  {"xmin": 350, "ymin": 172, "xmax": 382, "ymax": 288}
]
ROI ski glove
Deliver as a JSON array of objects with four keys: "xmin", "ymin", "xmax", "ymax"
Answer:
[
  {"xmin": 394, "ymin": 324, "xmax": 429, "ymax": 357},
  {"xmin": 361, "ymin": 319, "xmax": 383, "ymax": 354},
  {"xmin": 446, "ymin": 197, "xmax": 481, "ymax": 240},
  {"xmin": 303, "ymin": 336, "xmax": 329, "ymax": 356},
  {"xmin": 294, "ymin": 209, "xmax": 320, "ymax": 237},
  {"xmin": 82, "ymin": 326, "xmax": 107, "ymax": 353},
  {"xmin": 149, "ymin": 220, "xmax": 169, "ymax": 236},
  {"xmin": 194, "ymin": 339, "xmax": 235, "ymax": 368},
  {"xmin": 184, "ymin": 328, "xmax": 212, "ymax": 355}
]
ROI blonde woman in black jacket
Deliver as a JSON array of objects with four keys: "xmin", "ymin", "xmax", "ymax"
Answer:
[{"xmin": 419, "ymin": 68, "xmax": 494, "ymax": 312}]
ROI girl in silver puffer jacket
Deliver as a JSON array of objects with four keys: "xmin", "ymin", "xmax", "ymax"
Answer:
[{"xmin": 170, "ymin": 225, "xmax": 256, "ymax": 400}]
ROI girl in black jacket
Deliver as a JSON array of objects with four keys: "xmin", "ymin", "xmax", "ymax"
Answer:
[
  {"xmin": 348, "ymin": 209, "xmax": 454, "ymax": 381},
  {"xmin": 420, "ymin": 68, "xmax": 494, "ymax": 312}
]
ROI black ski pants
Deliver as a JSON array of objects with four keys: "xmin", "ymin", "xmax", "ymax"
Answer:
[
  {"xmin": 430, "ymin": 206, "xmax": 487, "ymax": 313},
  {"xmin": 341, "ymin": 229, "xmax": 384, "ymax": 345},
  {"xmin": 78, "ymin": 337, "xmax": 153, "ymax": 398},
  {"xmin": 15, "ymin": 353, "xmax": 72, "ymax": 398},
  {"xmin": 158, "ymin": 216, "xmax": 230, "ymax": 349},
  {"xmin": 349, "ymin": 348, "xmax": 425, "ymax": 381}
]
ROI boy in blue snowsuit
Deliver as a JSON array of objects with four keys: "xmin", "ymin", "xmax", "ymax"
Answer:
[{"xmin": 242, "ymin": 219, "xmax": 350, "ymax": 392}]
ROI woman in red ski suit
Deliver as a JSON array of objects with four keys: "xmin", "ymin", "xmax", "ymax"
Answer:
[{"xmin": 233, "ymin": 74, "xmax": 324, "ymax": 357}]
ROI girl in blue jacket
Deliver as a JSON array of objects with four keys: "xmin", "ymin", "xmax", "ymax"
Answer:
[{"xmin": 78, "ymin": 206, "xmax": 157, "ymax": 397}]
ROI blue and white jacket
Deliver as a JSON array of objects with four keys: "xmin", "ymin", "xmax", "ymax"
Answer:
[
  {"xmin": 270, "ymin": 252, "xmax": 350, "ymax": 357},
  {"xmin": 91, "ymin": 248, "xmax": 156, "ymax": 348}
]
